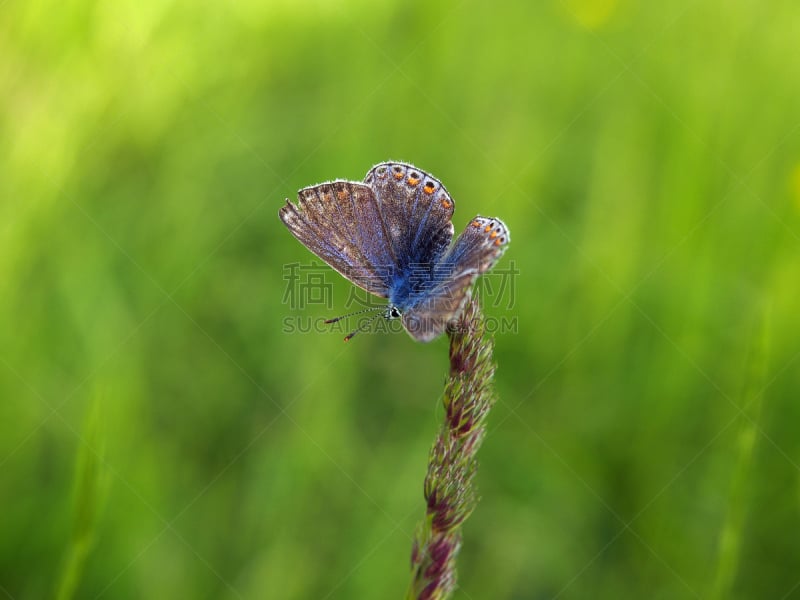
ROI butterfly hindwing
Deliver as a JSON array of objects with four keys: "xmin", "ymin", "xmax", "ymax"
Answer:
[
  {"xmin": 401, "ymin": 271, "xmax": 477, "ymax": 342},
  {"xmin": 400, "ymin": 215, "xmax": 509, "ymax": 342}
]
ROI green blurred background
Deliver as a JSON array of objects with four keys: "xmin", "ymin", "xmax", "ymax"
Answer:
[{"xmin": 2, "ymin": 0, "xmax": 799, "ymax": 598}]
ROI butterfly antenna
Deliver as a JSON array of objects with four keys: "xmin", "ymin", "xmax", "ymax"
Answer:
[
  {"xmin": 343, "ymin": 312, "xmax": 383, "ymax": 342},
  {"xmin": 324, "ymin": 306, "xmax": 382, "ymax": 324}
]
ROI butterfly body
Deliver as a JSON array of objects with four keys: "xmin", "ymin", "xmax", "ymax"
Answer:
[{"xmin": 279, "ymin": 162, "xmax": 509, "ymax": 342}]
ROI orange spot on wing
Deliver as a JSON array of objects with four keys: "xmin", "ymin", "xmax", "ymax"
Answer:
[
  {"xmin": 494, "ymin": 238, "xmax": 503, "ymax": 246},
  {"xmin": 490, "ymin": 231, "xmax": 498, "ymax": 238},
  {"xmin": 441, "ymin": 199, "xmax": 452, "ymax": 209},
  {"xmin": 472, "ymin": 220, "xmax": 481, "ymax": 227},
  {"xmin": 423, "ymin": 183, "xmax": 435, "ymax": 194},
  {"xmin": 336, "ymin": 190, "xmax": 347, "ymax": 200},
  {"xmin": 408, "ymin": 176, "xmax": 420, "ymax": 186},
  {"xmin": 393, "ymin": 171, "xmax": 404, "ymax": 180},
  {"xmin": 484, "ymin": 224, "xmax": 493, "ymax": 232}
]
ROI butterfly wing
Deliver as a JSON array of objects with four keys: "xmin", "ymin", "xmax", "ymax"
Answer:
[
  {"xmin": 364, "ymin": 162, "xmax": 455, "ymax": 273},
  {"xmin": 401, "ymin": 216, "xmax": 510, "ymax": 342},
  {"xmin": 279, "ymin": 181, "xmax": 397, "ymax": 297},
  {"xmin": 401, "ymin": 271, "xmax": 479, "ymax": 342},
  {"xmin": 443, "ymin": 215, "xmax": 510, "ymax": 274}
]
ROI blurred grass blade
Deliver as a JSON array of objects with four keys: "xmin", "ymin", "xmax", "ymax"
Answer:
[
  {"xmin": 55, "ymin": 395, "xmax": 107, "ymax": 600},
  {"xmin": 710, "ymin": 308, "xmax": 771, "ymax": 600}
]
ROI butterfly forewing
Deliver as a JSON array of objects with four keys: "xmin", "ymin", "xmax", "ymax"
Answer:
[
  {"xmin": 365, "ymin": 162, "xmax": 455, "ymax": 270},
  {"xmin": 279, "ymin": 181, "xmax": 396, "ymax": 297}
]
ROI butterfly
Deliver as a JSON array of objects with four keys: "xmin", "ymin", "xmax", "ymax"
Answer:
[{"xmin": 279, "ymin": 161, "xmax": 509, "ymax": 342}]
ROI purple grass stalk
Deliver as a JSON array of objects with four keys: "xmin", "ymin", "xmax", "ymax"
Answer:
[{"xmin": 407, "ymin": 298, "xmax": 497, "ymax": 600}]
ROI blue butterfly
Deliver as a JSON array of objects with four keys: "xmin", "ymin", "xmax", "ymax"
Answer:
[{"xmin": 279, "ymin": 161, "xmax": 510, "ymax": 342}]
